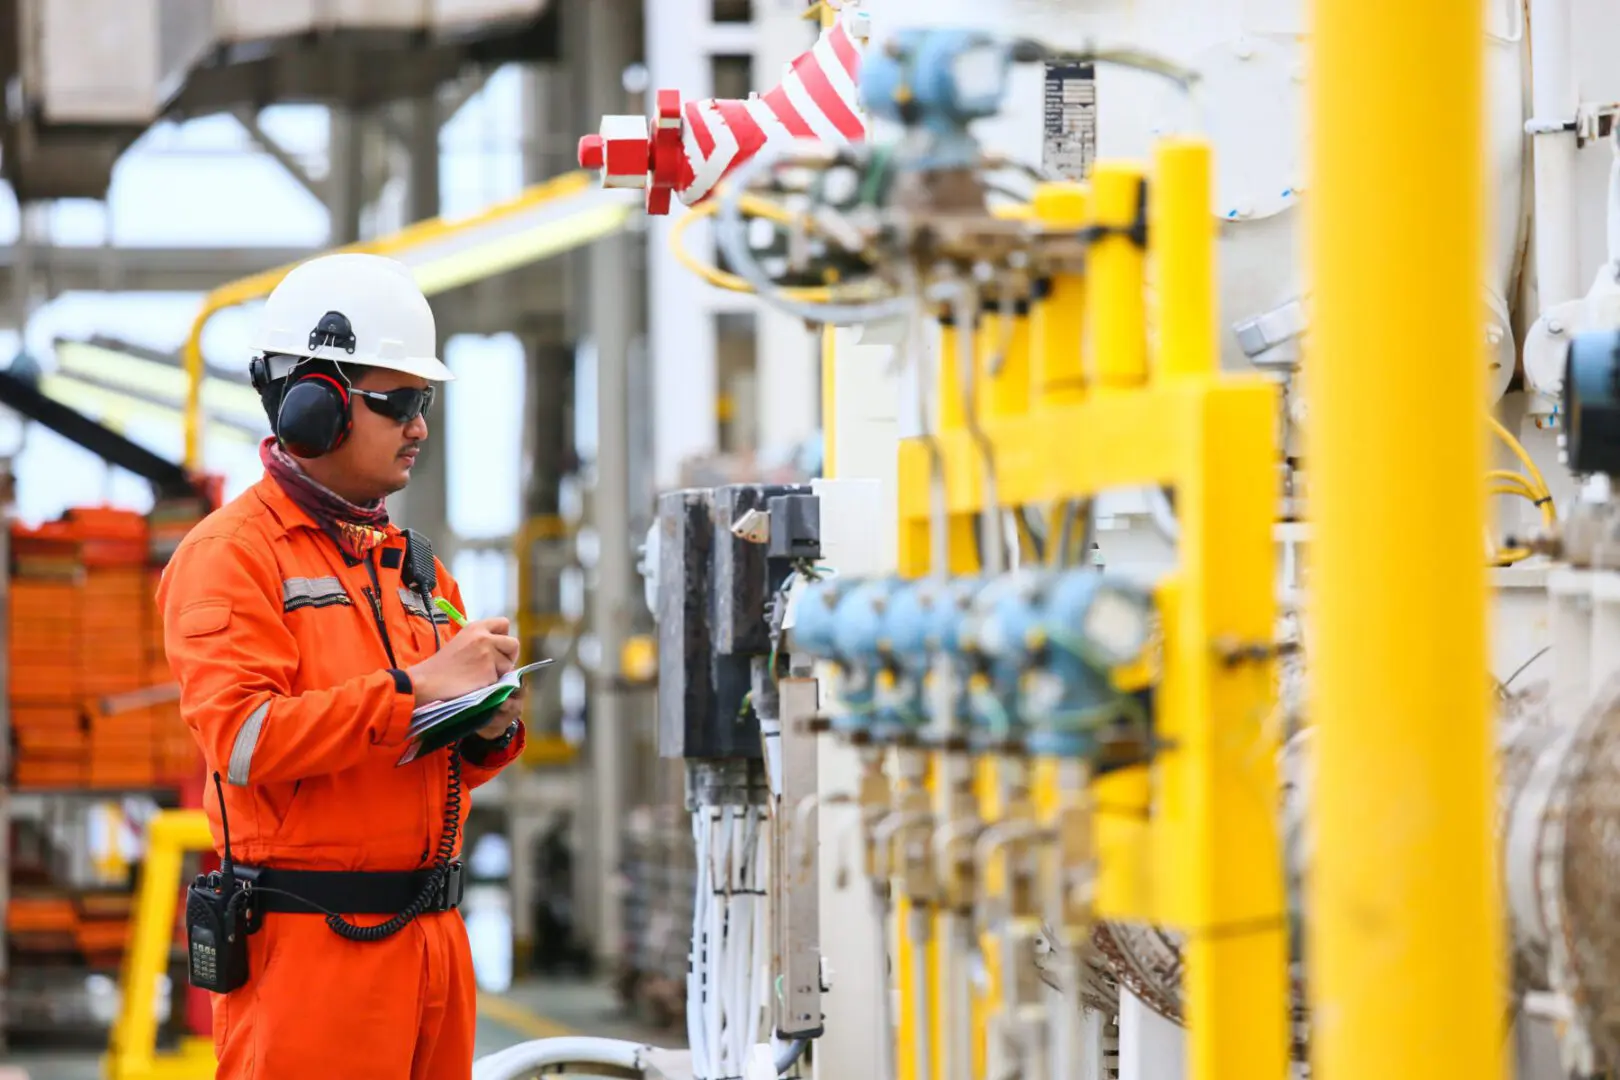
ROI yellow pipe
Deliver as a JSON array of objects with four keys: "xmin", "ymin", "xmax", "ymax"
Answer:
[
  {"xmin": 1087, "ymin": 162, "xmax": 1149, "ymax": 390},
  {"xmin": 979, "ymin": 305, "xmax": 1033, "ymax": 422},
  {"xmin": 1151, "ymin": 140, "xmax": 1217, "ymax": 379},
  {"xmin": 822, "ymin": 328, "xmax": 838, "ymax": 477},
  {"xmin": 1305, "ymin": 4, "xmax": 1500, "ymax": 1080},
  {"xmin": 938, "ymin": 317, "xmax": 968, "ymax": 430},
  {"xmin": 1031, "ymin": 183, "xmax": 1090, "ymax": 409},
  {"xmin": 970, "ymin": 757, "xmax": 1003, "ymax": 1080}
]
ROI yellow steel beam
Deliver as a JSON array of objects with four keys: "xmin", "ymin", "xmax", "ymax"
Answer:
[
  {"xmin": 106, "ymin": 810, "xmax": 215, "ymax": 1080},
  {"xmin": 901, "ymin": 144, "xmax": 1288, "ymax": 1080},
  {"xmin": 1304, "ymin": 3, "xmax": 1500, "ymax": 1080},
  {"xmin": 181, "ymin": 170, "xmax": 635, "ymax": 469},
  {"xmin": 896, "ymin": 381, "xmax": 1224, "ymax": 566},
  {"xmin": 817, "ymin": 0, "xmax": 840, "ymax": 480}
]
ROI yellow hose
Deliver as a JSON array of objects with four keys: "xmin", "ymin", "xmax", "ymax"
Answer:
[
  {"xmin": 668, "ymin": 194, "xmax": 842, "ymax": 302},
  {"xmin": 1483, "ymin": 415, "xmax": 1554, "ymax": 565},
  {"xmin": 1487, "ymin": 414, "xmax": 1553, "ymax": 507}
]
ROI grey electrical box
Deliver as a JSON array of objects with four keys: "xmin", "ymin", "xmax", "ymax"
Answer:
[{"xmin": 654, "ymin": 483, "xmax": 817, "ymax": 760}]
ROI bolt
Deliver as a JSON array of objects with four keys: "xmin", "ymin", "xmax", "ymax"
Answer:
[
  {"xmin": 1234, "ymin": 40, "xmax": 1253, "ymax": 60},
  {"xmin": 577, "ymin": 135, "xmax": 606, "ymax": 171},
  {"xmin": 1486, "ymin": 327, "xmax": 1504, "ymax": 345},
  {"xmin": 1549, "ymin": 320, "xmax": 1565, "ymax": 335}
]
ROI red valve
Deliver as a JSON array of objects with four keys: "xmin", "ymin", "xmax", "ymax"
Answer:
[
  {"xmin": 574, "ymin": 92, "xmax": 692, "ymax": 215},
  {"xmin": 576, "ymin": 11, "xmax": 867, "ymax": 216}
]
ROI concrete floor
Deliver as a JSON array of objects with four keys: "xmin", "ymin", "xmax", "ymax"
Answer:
[{"xmin": 0, "ymin": 976, "xmax": 680, "ymax": 1079}]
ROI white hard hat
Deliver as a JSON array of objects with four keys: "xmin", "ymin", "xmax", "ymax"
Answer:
[{"xmin": 255, "ymin": 253, "xmax": 453, "ymax": 382}]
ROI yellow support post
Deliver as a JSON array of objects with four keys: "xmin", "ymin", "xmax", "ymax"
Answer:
[
  {"xmin": 1151, "ymin": 140, "xmax": 1218, "ymax": 380},
  {"xmin": 817, "ymin": 0, "xmax": 840, "ymax": 480},
  {"xmin": 1087, "ymin": 163, "xmax": 1149, "ymax": 390},
  {"xmin": 1305, "ymin": 5, "xmax": 1500, "ymax": 1080},
  {"xmin": 1031, "ymin": 184, "xmax": 1090, "ymax": 409},
  {"xmin": 822, "ymin": 328, "xmax": 839, "ymax": 476}
]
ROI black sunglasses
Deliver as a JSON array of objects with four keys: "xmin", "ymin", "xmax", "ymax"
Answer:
[{"xmin": 353, "ymin": 385, "xmax": 436, "ymax": 424}]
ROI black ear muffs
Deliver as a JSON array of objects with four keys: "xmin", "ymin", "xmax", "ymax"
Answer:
[{"xmin": 274, "ymin": 371, "xmax": 352, "ymax": 459}]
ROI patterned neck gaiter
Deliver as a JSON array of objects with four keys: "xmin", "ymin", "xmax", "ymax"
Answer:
[{"xmin": 259, "ymin": 437, "xmax": 391, "ymax": 562}]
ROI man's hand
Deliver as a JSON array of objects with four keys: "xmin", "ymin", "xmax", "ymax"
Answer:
[
  {"xmin": 405, "ymin": 617, "xmax": 519, "ymax": 704},
  {"xmin": 475, "ymin": 695, "xmax": 522, "ymax": 740}
]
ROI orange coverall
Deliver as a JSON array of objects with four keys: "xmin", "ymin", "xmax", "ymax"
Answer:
[{"xmin": 158, "ymin": 475, "xmax": 526, "ymax": 1079}]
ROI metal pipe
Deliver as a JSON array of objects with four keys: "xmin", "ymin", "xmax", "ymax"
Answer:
[
  {"xmin": 1528, "ymin": 0, "xmax": 1581, "ymax": 308},
  {"xmin": 471, "ymin": 1037, "xmax": 653, "ymax": 1080},
  {"xmin": 874, "ymin": 808, "xmax": 937, "ymax": 885},
  {"xmin": 793, "ymin": 791, "xmax": 851, "ymax": 869},
  {"xmin": 931, "ymin": 910, "xmax": 971, "ymax": 1080},
  {"xmin": 872, "ymin": 889, "xmax": 899, "ymax": 1080},
  {"xmin": 1305, "ymin": 4, "xmax": 1501, "ymax": 1080},
  {"xmin": 971, "ymin": 820, "xmax": 1051, "ymax": 936}
]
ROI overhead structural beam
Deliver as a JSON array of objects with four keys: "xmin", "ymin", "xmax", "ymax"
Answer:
[
  {"xmin": 0, "ymin": 245, "xmax": 325, "ymax": 297},
  {"xmin": 231, "ymin": 107, "xmax": 327, "ymax": 204},
  {"xmin": 0, "ymin": 370, "xmax": 206, "ymax": 501},
  {"xmin": 42, "ymin": 372, "xmax": 263, "ymax": 438},
  {"xmin": 378, "ymin": 71, "xmax": 491, "ymax": 146}
]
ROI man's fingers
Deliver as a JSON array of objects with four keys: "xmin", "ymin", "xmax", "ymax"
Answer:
[
  {"xmin": 491, "ymin": 634, "xmax": 520, "ymax": 662},
  {"xmin": 470, "ymin": 616, "xmax": 511, "ymax": 636}
]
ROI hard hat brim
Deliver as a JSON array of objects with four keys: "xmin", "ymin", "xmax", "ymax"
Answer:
[{"xmin": 266, "ymin": 350, "xmax": 455, "ymax": 383}]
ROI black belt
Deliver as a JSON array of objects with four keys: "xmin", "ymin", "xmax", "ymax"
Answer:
[{"xmin": 232, "ymin": 862, "xmax": 464, "ymax": 917}]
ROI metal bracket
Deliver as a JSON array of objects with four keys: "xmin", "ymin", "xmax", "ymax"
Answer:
[
  {"xmin": 1525, "ymin": 101, "xmax": 1620, "ymax": 148},
  {"xmin": 772, "ymin": 676, "xmax": 827, "ymax": 1041},
  {"xmin": 1232, "ymin": 297, "xmax": 1307, "ymax": 371}
]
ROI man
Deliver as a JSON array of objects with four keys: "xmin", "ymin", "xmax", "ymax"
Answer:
[{"xmin": 159, "ymin": 252, "xmax": 527, "ymax": 1079}]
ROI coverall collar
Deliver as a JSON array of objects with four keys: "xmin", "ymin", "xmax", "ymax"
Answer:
[{"xmin": 251, "ymin": 473, "xmax": 402, "ymax": 545}]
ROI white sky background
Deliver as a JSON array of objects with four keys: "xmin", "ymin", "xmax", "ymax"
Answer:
[{"xmin": 0, "ymin": 66, "xmax": 555, "ymax": 618}]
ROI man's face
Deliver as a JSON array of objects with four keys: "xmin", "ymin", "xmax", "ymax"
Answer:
[{"xmin": 310, "ymin": 366, "xmax": 431, "ymax": 503}]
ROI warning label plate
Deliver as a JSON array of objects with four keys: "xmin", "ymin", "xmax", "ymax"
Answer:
[{"xmin": 1042, "ymin": 61, "xmax": 1097, "ymax": 182}]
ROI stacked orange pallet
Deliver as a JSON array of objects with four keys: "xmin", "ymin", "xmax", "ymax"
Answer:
[
  {"xmin": 10, "ymin": 523, "xmax": 86, "ymax": 788},
  {"xmin": 74, "ymin": 892, "xmax": 133, "ymax": 964},
  {"xmin": 70, "ymin": 507, "xmax": 150, "ymax": 703},
  {"xmin": 5, "ymin": 894, "xmax": 78, "ymax": 954},
  {"xmin": 8, "ymin": 507, "xmax": 201, "ymax": 790},
  {"xmin": 4, "ymin": 892, "xmax": 133, "ymax": 962}
]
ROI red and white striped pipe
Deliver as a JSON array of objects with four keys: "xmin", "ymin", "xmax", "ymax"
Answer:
[{"xmin": 577, "ymin": 7, "xmax": 868, "ymax": 215}]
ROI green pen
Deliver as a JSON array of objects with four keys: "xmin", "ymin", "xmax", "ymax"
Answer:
[{"xmin": 433, "ymin": 596, "xmax": 469, "ymax": 627}]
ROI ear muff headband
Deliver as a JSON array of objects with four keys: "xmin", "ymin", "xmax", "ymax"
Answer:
[{"xmin": 275, "ymin": 369, "xmax": 353, "ymax": 458}]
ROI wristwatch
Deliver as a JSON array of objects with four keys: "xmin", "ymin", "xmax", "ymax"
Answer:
[{"xmin": 462, "ymin": 720, "xmax": 519, "ymax": 763}]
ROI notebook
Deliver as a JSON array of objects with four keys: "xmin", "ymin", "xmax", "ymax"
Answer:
[{"xmin": 397, "ymin": 659, "xmax": 555, "ymax": 766}]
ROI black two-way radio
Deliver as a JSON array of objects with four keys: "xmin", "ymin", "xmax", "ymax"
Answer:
[
  {"xmin": 402, "ymin": 528, "xmax": 441, "ymax": 648},
  {"xmin": 185, "ymin": 771, "xmax": 256, "ymax": 994}
]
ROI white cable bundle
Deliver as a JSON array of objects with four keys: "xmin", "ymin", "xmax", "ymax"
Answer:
[{"xmin": 689, "ymin": 803, "xmax": 772, "ymax": 1080}]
